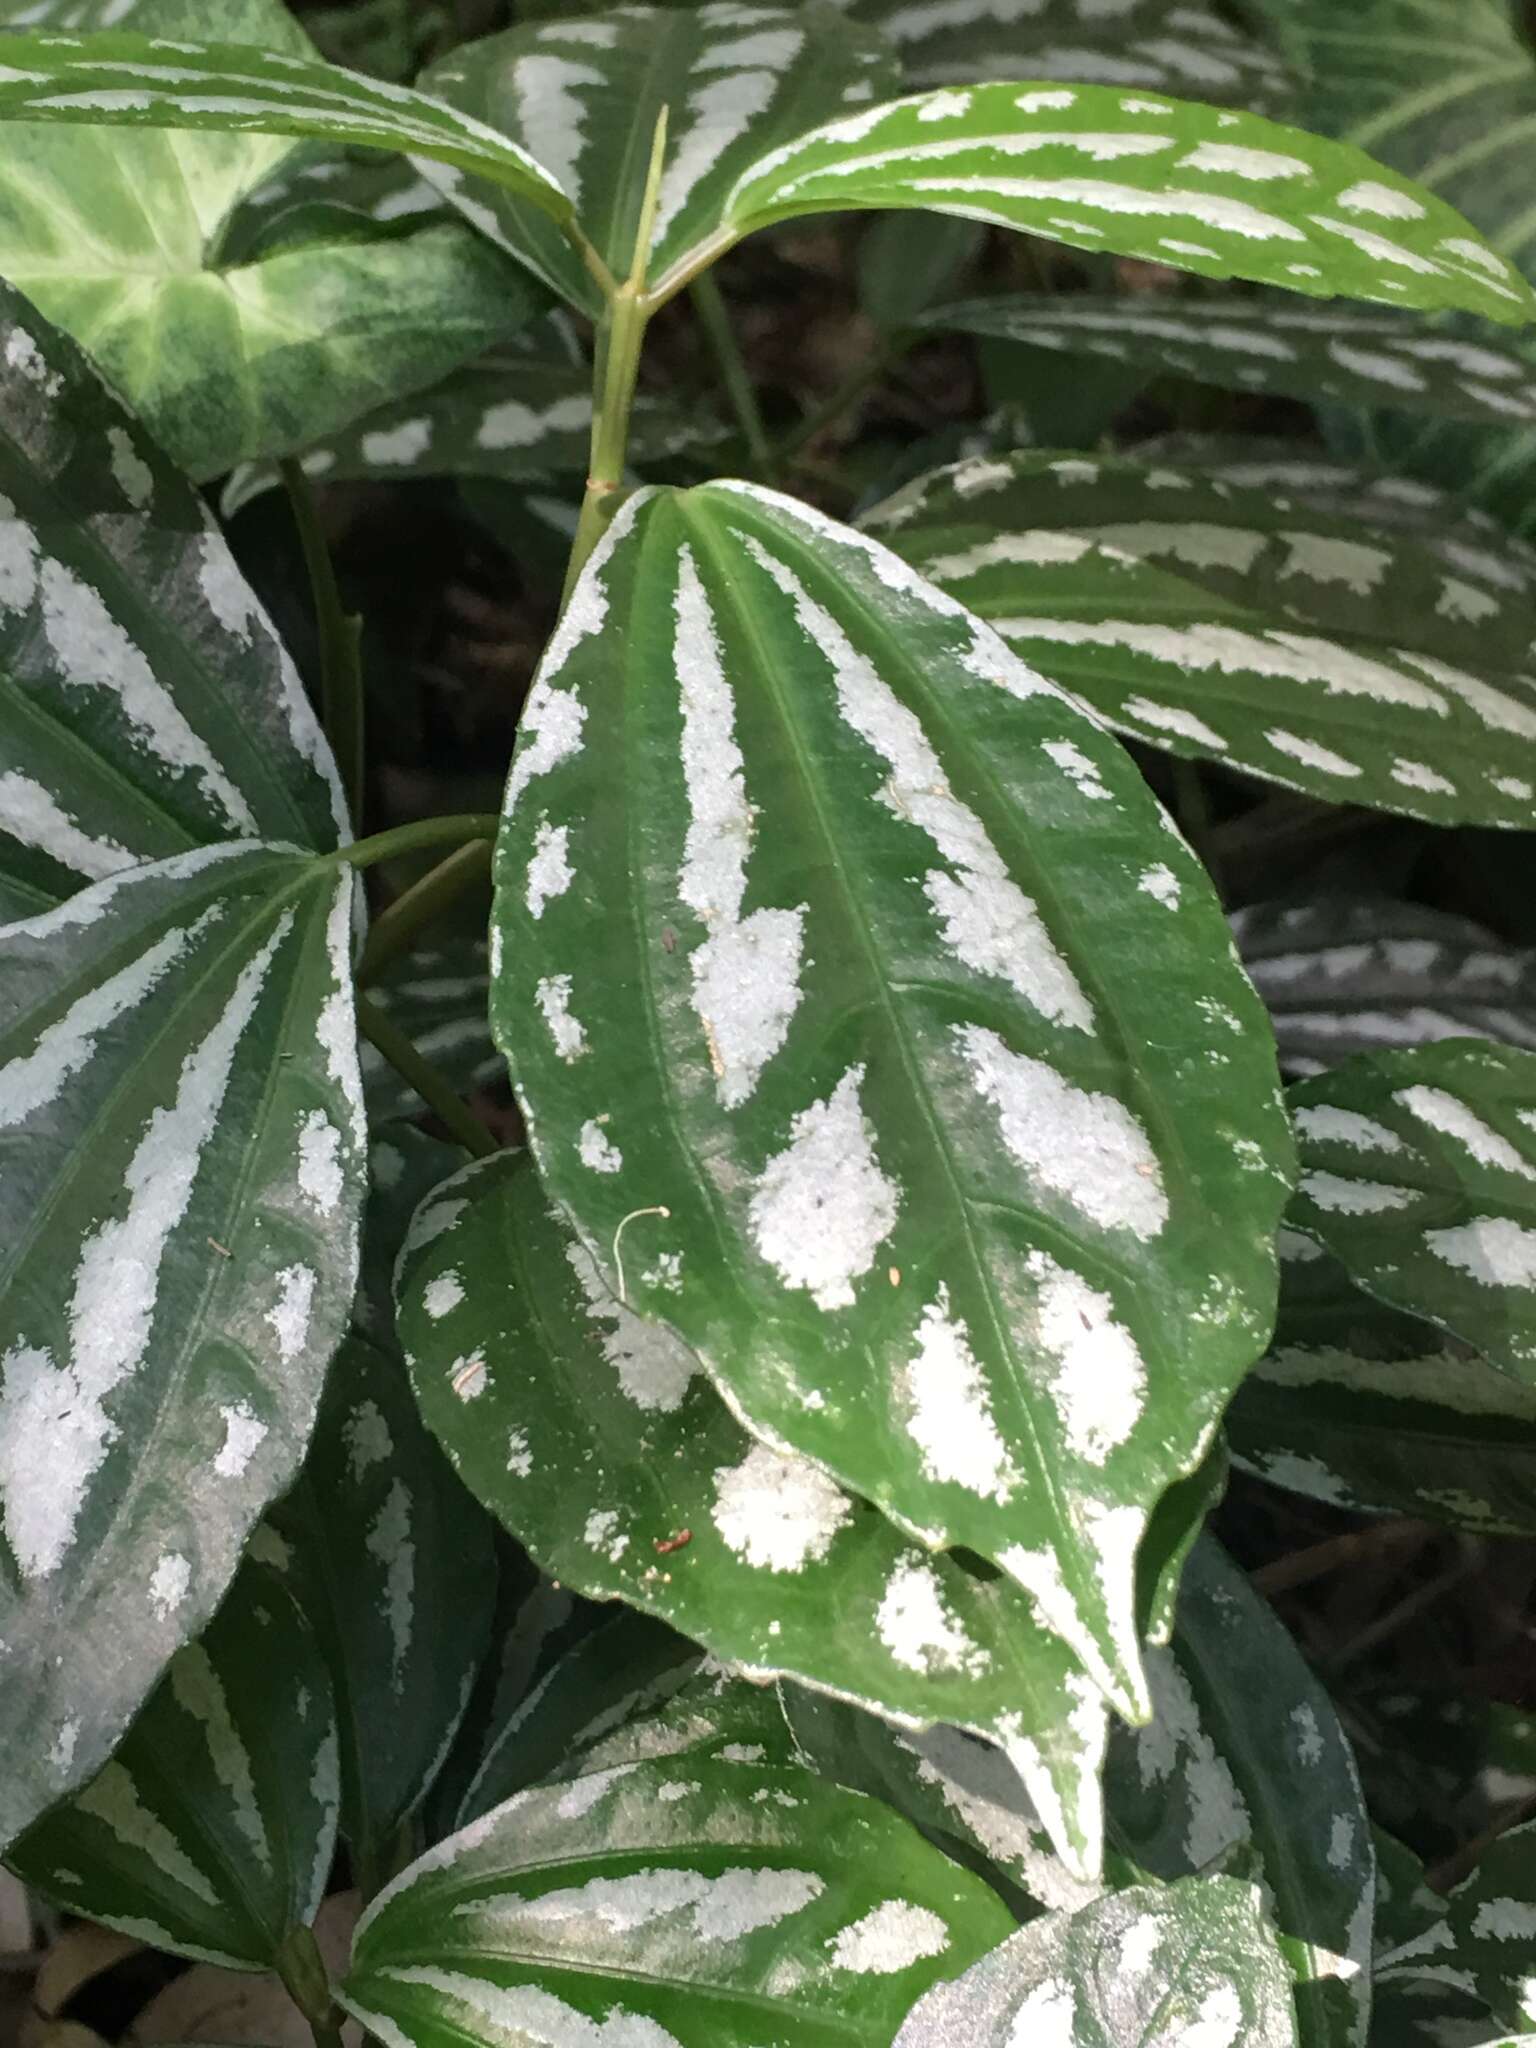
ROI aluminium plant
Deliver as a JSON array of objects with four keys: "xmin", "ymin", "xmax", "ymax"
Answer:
[{"xmin": 0, "ymin": 0, "xmax": 1535, "ymax": 2043}]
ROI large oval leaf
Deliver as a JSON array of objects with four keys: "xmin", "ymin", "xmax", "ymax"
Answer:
[
  {"xmin": 896, "ymin": 1876, "xmax": 1298, "ymax": 2046},
  {"xmin": 340, "ymin": 1740, "xmax": 1015, "ymax": 2048},
  {"xmin": 267, "ymin": 1336, "xmax": 497, "ymax": 1895},
  {"xmin": 419, "ymin": 2, "xmax": 897, "ymax": 314},
  {"xmin": 0, "ymin": 843, "xmax": 365, "ymax": 1849},
  {"xmin": 7, "ymin": 1565, "xmax": 338, "ymax": 1969},
  {"xmin": 396, "ymin": 1148, "xmax": 1112, "ymax": 1880},
  {"xmin": 490, "ymin": 481, "xmax": 1292, "ymax": 1724},
  {"xmin": 1289, "ymin": 1040, "xmax": 1536, "ymax": 1381},
  {"xmin": 0, "ymin": 275, "xmax": 345, "ymax": 921},
  {"xmin": 871, "ymin": 449, "xmax": 1536, "ymax": 827},
  {"xmin": 711, "ymin": 80, "xmax": 1536, "ymax": 321}
]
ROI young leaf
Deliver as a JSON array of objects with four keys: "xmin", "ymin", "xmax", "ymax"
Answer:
[
  {"xmin": 0, "ymin": 844, "xmax": 366, "ymax": 1850},
  {"xmin": 490, "ymin": 481, "xmax": 1293, "ymax": 1726},
  {"xmin": 871, "ymin": 449, "xmax": 1536, "ymax": 828},
  {"xmin": 0, "ymin": 278, "xmax": 345, "ymax": 920},
  {"xmin": 1232, "ymin": 897, "xmax": 1536, "ymax": 1078},
  {"xmin": 1104, "ymin": 1538, "xmax": 1375, "ymax": 2048},
  {"xmin": 0, "ymin": 10, "xmax": 548, "ymax": 478},
  {"xmin": 6, "ymin": 1566, "xmax": 338, "ymax": 1969},
  {"xmin": 418, "ymin": 2, "xmax": 898, "ymax": 313},
  {"xmin": 1289, "ymin": 1040, "xmax": 1536, "ymax": 1381},
  {"xmin": 340, "ymin": 1742, "xmax": 1016, "ymax": 2048},
  {"xmin": 895, "ymin": 1876, "xmax": 1298, "ymax": 2046},
  {"xmin": 266, "ymin": 1337, "xmax": 498, "ymax": 1893},
  {"xmin": 1227, "ymin": 1233, "xmax": 1536, "ymax": 1537},
  {"xmin": 713, "ymin": 81, "xmax": 1536, "ymax": 323},
  {"xmin": 921, "ymin": 292, "xmax": 1536, "ymax": 424},
  {"xmin": 395, "ymin": 1150, "xmax": 1113, "ymax": 1881}
]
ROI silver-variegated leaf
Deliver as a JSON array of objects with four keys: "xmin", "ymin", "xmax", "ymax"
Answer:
[
  {"xmin": 491, "ymin": 480, "xmax": 1293, "ymax": 1729},
  {"xmin": 717, "ymin": 80, "xmax": 1536, "ymax": 323},
  {"xmin": 0, "ymin": 843, "xmax": 366, "ymax": 1849},
  {"xmin": 1379, "ymin": 1820, "xmax": 1536, "ymax": 2034},
  {"xmin": 922, "ymin": 292, "xmax": 1536, "ymax": 424},
  {"xmin": 396, "ymin": 1149, "xmax": 1113, "ymax": 1880},
  {"xmin": 266, "ymin": 1336, "xmax": 497, "ymax": 1894},
  {"xmin": 0, "ymin": 275, "xmax": 345, "ymax": 921},
  {"xmin": 6, "ymin": 1565, "xmax": 338, "ymax": 1969},
  {"xmin": 832, "ymin": 0, "xmax": 1291, "ymax": 107},
  {"xmin": 1232, "ymin": 897, "xmax": 1536, "ymax": 1078},
  {"xmin": 870, "ymin": 449, "xmax": 1536, "ymax": 827},
  {"xmin": 895, "ymin": 1876, "xmax": 1298, "ymax": 2047},
  {"xmin": 340, "ymin": 1740, "xmax": 1016, "ymax": 2048},
  {"xmin": 1289, "ymin": 1040, "xmax": 1536, "ymax": 1381},
  {"xmin": 356, "ymin": 944, "xmax": 497, "ymax": 1130},
  {"xmin": 0, "ymin": 2, "xmax": 546, "ymax": 479},
  {"xmin": 417, "ymin": 1, "xmax": 897, "ymax": 314},
  {"xmin": 1227, "ymin": 1232, "xmax": 1536, "ymax": 1537},
  {"xmin": 1104, "ymin": 1537, "xmax": 1375, "ymax": 2048}
]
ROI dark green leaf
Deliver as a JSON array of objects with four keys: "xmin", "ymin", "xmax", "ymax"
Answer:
[
  {"xmin": 490, "ymin": 481, "xmax": 1293, "ymax": 1728},
  {"xmin": 356, "ymin": 943, "xmax": 497, "ymax": 1130},
  {"xmin": 1380, "ymin": 1819, "xmax": 1536, "ymax": 2032},
  {"xmin": 0, "ymin": 844, "xmax": 366, "ymax": 1849},
  {"xmin": 7, "ymin": 1566, "xmax": 337, "ymax": 1969}
]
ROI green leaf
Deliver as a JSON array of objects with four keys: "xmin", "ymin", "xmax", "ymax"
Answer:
[
  {"xmin": 396, "ymin": 1149, "xmax": 1113, "ymax": 1880},
  {"xmin": 895, "ymin": 1876, "xmax": 1298, "ymax": 2046},
  {"xmin": 1232, "ymin": 897, "xmax": 1536, "ymax": 1079},
  {"xmin": 355, "ymin": 942, "xmax": 497, "ymax": 1129},
  {"xmin": 266, "ymin": 1336, "xmax": 498, "ymax": 1890},
  {"xmin": 340, "ymin": 1736, "xmax": 1015, "ymax": 2048},
  {"xmin": 0, "ymin": 276, "xmax": 345, "ymax": 921},
  {"xmin": 718, "ymin": 81, "xmax": 1536, "ymax": 323},
  {"xmin": 0, "ymin": 843, "xmax": 366, "ymax": 1850},
  {"xmin": 417, "ymin": 1, "xmax": 898, "ymax": 315},
  {"xmin": 1227, "ymin": 1233, "xmax": 1536, "ymax": 1537},
  {"xmin": 841, "ymin": 0, "xmax": 1292, "ymax": 108},
  {"xmin": 356, "ymin": 1123, "xmax": 468, "ymax": 1345},
  {"xmin": 1289, "ymin": 1040, "xmax": 1536, "ymax": 1381},
  {"xmin": 871, "ymin": 448, "xmax": 1536, "ymax": 827},
  {"xmin": 1104, "ymin": 1538, "xmax": 1375, "ymax": 2048},
  {"xmin": 490, "ymin": 480, "xmax": 1293, "ymax": 1727},
  {"xmin": 921, "ymin": 291, "xmax": 1536, "ymax": 423},
  {"xmin": 1380, "ymin": 1820, "xmax": 1536, "ymax": 2032},
  {"xmin": 6, "ymin": 1565, "xmax": 337, "ymax": 1969},
  {"xmin": 858, "ymin": 211, "xmax": 985, "ymax": 336}
]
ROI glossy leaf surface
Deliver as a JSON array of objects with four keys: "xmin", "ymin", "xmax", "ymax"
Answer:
[
  {"xmin": 420, "ymin": 2, "xmax": 896, "ymax": 313},
  {"xmin": 719, "ymin": 80, "xmax": 1536, "ymax": 322},
  {"xmin": 0, "ymin": 275, "xmax": 344, "ymax": 920},
  {"xmin": 340, "ymin": 1742, "xmax": 1015, "ymax": 2047},
  {"xmin": 0, "ymin": 844, "xmax": 365, "ymax": 1849},
  {"xmin": 396, "ymin": 1149, "xmax": 1113, "ymax": 1879},
  {"xmin": 491, "ymin": 480, "xmax": 1292, "ymax": 1727},
  {"xmin": 873, "ymin": 449, "xmax": 1536, "ymax": 827},
  {"xmin": 895, "ymin": 1876, "xmax": 1298, "ymax": 2046},
  {"xmin": 1290, "ymin": 1040, "xmax": 1536, "ymax": 1381},
  {"xmin": 7, "ymin": 1566, "xmax": 338, "ymax": 1969}
]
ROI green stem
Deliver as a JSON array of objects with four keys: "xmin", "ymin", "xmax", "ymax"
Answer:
[
  {"xmin": 277, "ymin": 1925, "xmax": 347, "ymax": 2048},
  {"xmin": 355, "ymin": 993, "xmax": 498, "ymax": 1158},
  {"xmin": 282, "ymin": 459, "xmax": 365, "ymax": 828},
  {"xmin": 690, "ymin": 270, "xmax": 772, "ymax": 476},
  {"xmin": 327, "ymin": 814, "xmax": 500, "ymax": 874},
  {"xmin": 773, "ymin": 336, "xmax": 909, "ymax": 471},
  {"xmin": 357, "ymin": 837, "xmax": 493, "ymax": 986}
]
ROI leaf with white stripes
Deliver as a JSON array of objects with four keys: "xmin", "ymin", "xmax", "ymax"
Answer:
[
  {"xmin": 0, "ymin": 843, "xmax": 366, "ymax": 1851},
  {"xmin": 266, "ymin": 1336, "xmax": 498, "ymax": 1895},
  {"xmin": 922, "ymin": 292, "xmax": 1536, "ymax": 424},
  {"xmin": 1232, "ymin": 898, "xmax": 1536, "ymax": 1079},
  {"xmin": 395, "ymin": 1149, "xmax": 1113, "ymax": 1880},
  {"xmin": 356, "ymin": 943, "xmax": 498, "ymax": 1129},
  {"xmin": 1379, "ymin": 1820, "xmax": 1536, "ymax": 2034},
  {"xmin": 339, "ymin": 1737, "xmax": 1014, "ymax": 2048},
  {"xmin": 832, "ymin": 0, "xmax": 1292, "ymax": 108},
  {"xmin": 491, "ymin": 480, "xmax": 1293, "ymax": 1729},
  {"xmin": 0, "ymin": 277, "xmax": 346, "ymax": 922},
  {"xmin": 1227, "ymin": 1232, "xmax": 1536, "ymax": 1537},
  {"xmin": 895, "ymin": 1877, "xmax": 1298, "ymax": 2047},
  {"xmin": 1103, "ymin": 1537, "xmax": 1375, "ymax": 2048},
  {"xmin": 1289, "ymin": 1040, "xmax": 1536, "ymax": 1382},
  {"xmin": 718, "ymin": 81, "xmax": 1536, "ymax": 323},
  {"xmin": 870, "ymin": 449, "xmax": 1536, "ymax": 827},
  {"xmin": 416, "ymin": 1, "xmax": 897, "ymax": 314},
  {"xmin": 5, "ymin": 1565, "xmax": 338, "ymax": 1969}
]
